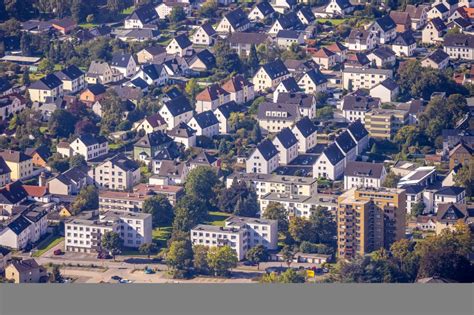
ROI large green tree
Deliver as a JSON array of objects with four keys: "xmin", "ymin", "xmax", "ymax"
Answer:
[
  {"xmin": 101, "ymin": 231, "xmax": 122, "ymax": 259},
  {"xmin": 207, "ymin": 245, "xmax": 238, "ymax": 277},
  {"xmin": 192, "ymin": 245, "xmax": 210, "ymax": 275},
  {"xmin": 172, "ymin": 195, "xmax": 208, "ymax": 232},
  {"xmin": 185, "ymin": 166, "xmax": 220, "ymax": 207},
  {"xmin": 262, "ymin": 202, "xmax": 289, "ymax": 232},
  {"xmin": 142, "ymin": 195, "xmax": 174, "ymax": 227},
  {"xmin": 308, "ymin": 206, "xmax": 337, "ymax": 245},
  {"xmin": 166, "ymin": 240, "xmax": 193, "ymax": 278},
  {"xmin": 245, "ymin": 245, "xmax": 268, "ymax": 270}
]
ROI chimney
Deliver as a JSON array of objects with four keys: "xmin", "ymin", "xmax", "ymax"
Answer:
[{"xmin": 39, "ymin": 172, "xmax": 47, "ymax": 187}]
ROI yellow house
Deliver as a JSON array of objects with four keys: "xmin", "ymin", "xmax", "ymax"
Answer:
[
  {"xmin": 59, "ymin": 206, "xmax": 73, "ymax": 217},
  {"xmin": 27, "ymin": 74, "xmax": 63, "ymax": 103},
  {"xmin": 0, "ymin": 150, "xmax": 33, "ymax": 181},
  {"xmin": 5, "ymin": 259, "xmax": 47, "ymax": 283}
]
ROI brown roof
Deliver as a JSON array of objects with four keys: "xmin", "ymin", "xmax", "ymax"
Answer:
[
  {"xmin": 221, "ymin": 75, "xmax": 253, "ymax": 93},
  {"xmin": 312, "ymin": 47, "xmax": 335, "ymax": 58},
  {"xmin": 0, "ymin": 150, "xmax": 32, "ymax": 163},
  {"xmin": 56, "ymin": 141, "xmax": 70, "ymax": 149},
  {"xmin": 145, "ymin": 113, "xmax": 166, "ymax": 128},
  {"xmin": 389, "ymin": 11, "xmax": 411, "ymax": 25},
  {"xmin": 436, "ymin": 203, "xmax": 473, "ymax": 224},
  {"xmin": 196, "ymin": 84, "xmax": 229, "ymax": 102},
  {"xmin": 99, "ymin": 183, "xmax": 183, "ymax": 201},
  {"xmin": 326, "ymin": 41, "xmax": 347, "ymax": 53}
]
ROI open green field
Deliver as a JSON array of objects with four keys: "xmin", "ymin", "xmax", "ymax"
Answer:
[
  {"xmin": 79, "ymin": 23, "xmax": 98, "ymax": 29},
  {"xmin": 205, "ymin": 211, "xmax": 231, "ymax": 227},
  {"xmin": 317, "ymin": 18, "xmax": 348, "ymax": 26}
]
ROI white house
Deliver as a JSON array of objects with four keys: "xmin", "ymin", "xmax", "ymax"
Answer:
[
  {"xmin": 131, "ymin": 64, "xmax": 168, "ymax": 86},
  {"xmin": 221, "ymin": 75, "xmax": 255, "ymax": 105},
  {"xmin": 391, "ymin": 31, "xmax": 417, "ymax": 57},
  {"xmin": 272, "ymin": 127, "xmax": 298, "ymax": 165},
  {"xmin": 0, "ymin": 207, "xmax": 48, "ymax": 250},
  {"xmin": 253, "ymin": 59, "xmax": 291, "ymax": 92},
  {"xmin": 334, "ymin": 130, "xmax": 357, "ymax": 166},
  {"xmin": 344, "ymin": 161, "xmax": 387, "ymax": 190},
  {"xmin": 421, "ymin": 18, "xmax": 446, "ymax": 44},
  {"xmin": 187, "ymin": 110, "xmax": 220, "ymax": 138},
  {"xmin": 159, "ymin": 95, "xmax": 194, "ymax": 130},
  {"xmin": 345, "ymin": 29, "xmax": 377, "ymax": 51},
  {"xmin": 369, "ymin": 15, "xmax": 397, "ymax": 44},
  {"xmin": 248, "ymin": 2, "xmax": 275, "ymax": 22},
  {"xmin": 53, "ymin": 65, "xmax": 85, "ymax": 94},
  {"xmin": 110, "ymin": 53, "xmax": 138, "ymax": 78},
  {"xmin": 28, "ymin": 74, "xmax": 63, "ymax": 103},
  {"xmin": 370, "ymin": 78, "xmax": 399, "ymax": 103},
  {"xmin": 292, "ymin": 117, "xmax": 318, "ymax": 153},
  {"xmin": 124, "ymin": 4, "xmax": 158, "ymax": 29},
  {"xmin": 166, "ymin": 34, "xmax": 193, "ymax": 57},
  {"xmin": 190, "ymin": 23, "xmax": 217, "ymax": 46},
  {"xmin": 70, "ymin": 134, "xmax": 108, "ymax": 161},
  {"xmin": 155, "ymin": 1, "xmax": 189, "ymax": 20},
  {"xmin": 342, "ymin": 68, "xmax": 393, "ymax": 91},
  {"xmin": 168, "ymin": 122, "xmax": 196, "ymax": 149},
  {"xmin": 313, "ymin": 143, "xmax": 345, "ymax": 180},
  {"xmin": 297, "ymin": 69, "xmax": 328, "ymax": 94},
  {"xmin": 213, "ymin": 101, "xmax": 242, "ymax": 134},
  {"xmin": 246, "ymin": 139, "xmax": 279, "ymax": 174},
  {"xmin": 195, "ymin": 84, "xmax": 230, "ymax": 113},
  {"xmin": 88, "ymin": 154, "xmax": 140, "ymax": 191},
  {"xmin": 324, "ymin": 0, "xmax": 354, "ymax": 17},
  {"xmin": 215, "ymin": 8, "xmax": 251, "ymax": 33}
]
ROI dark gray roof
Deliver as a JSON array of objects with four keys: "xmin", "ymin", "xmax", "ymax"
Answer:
[
  {"xmin": 429, "ymin": 17, "xmax": 447, "ymax": 31},
  {"xmin": 29, "ymin": 74, "xmax": 62, "ymax": 90},
  {"xmin": 278, "ymin": 77, "xmax": 300, "ymax": 92},
  {"xmin": 370, "ymin": 47, "xmax": 396, "ymax": 59},
  {"xmin": 7, "ymin": 215, "xmax": 31, "ymax": 235},
  {"xmin": 322, "ymin": 143, "xmax": 345, "ymax": 165},
  {"xmin": 335, "ymin": 131, "xmax": 356, "ymax": 154},
  {"xmin": 57, "ymin": 165, "xmax": 89, "ymax": 185},
  {"xmin": 200, "ymin": 23, "xmax": 217, "ymax": 36},
  {"xmin": 433, "ymin": 3, "xmax": 449, "ymax": 13},
  {"xmin": 437, "ymin": 203, "xmax": 471, "ymax": 223},
  {"xmin": 276, "ymin": 92, "xmax": 314, "ymax": 108},
  {"xmin": 0, "ymin": 246, "xmax": 11, "ymax": 256},
  {"xmin": 190, "ymin": 49, "xmax": 215, "ymax": 69},
  {"xmin": 342, "ymin": 94, "xmax": 380, "ymax": 111},
  {"xmin": 224, "ymin": 8, "xmax": 250, "ymax": 29},
  {"xmin": 191, "ymin": 151, "xmax": 217, "ymax": 166},
  {"xmin": 449, "ymin": 18, "xmax": 472, "ymax": 29},
  {"xmin": 334, "ymin": 0, "xmax": 352, "ymax": 9},
  {"xmin": 0, "ymin": 181, "xmax": 28, "ymax": 205},
  {"xmin": 404, "ymin": 185, "xmax": 425, "ymax": 195},
  {"xmin": 130, "ymin": 77, "xmax": 149, "ymax": 89},
  {"xmin": 276, "ymin": 30, "xmax": 300, "ymax": 39},
  {"xmin": 163, "ymin": 95, "xmax": 193, "ymax": 117},
  {"xmin": 427, "ymin": 49, "xmax": 449, "ymax": 64},
  {"xmin": 261, "ymin": 59, "xmax": 289, "ymax": 79},
  {"xmin": 443, "ymin": 34, "xmax": 474, "ymax": 48},
  {"xmin": 76, "ymin": 134, "xmax": 107, "ymax": 146},
  {"xmin": 154, "ymin": 142, "xmax": 180, "ymax": 161},
  {"xmin": 228, "ymin": 32, "xmax": 269, "ymax": 45},
  {"xmin": 0, "ymin": 150, "xmax": 31, "ymax": 163},
  {"xmin": 215, "ymin": 101, "xmax": 242, "ymax": 119},
  {"xmin": 436, "ymin": 186, "xmax": 465, "ymax": 196},
  {"xmin": 169, "ymin": 122, "xmax": 196, "ymax": 138},
  {"xmin": 173, "ymin": 34, "xmax": 192, "ymax": 49},
  {"xmin": 393, "ymin": 31, "xmax": 416, "ymax": 46},
  {"xmin": 275, "ymin": 128, "xmax": 298, "ymax": 149},
  {"xmin": 298, "ymin": 7, "xmax": 315, "ymax": 23},
  {"xmin": 294, "ymin": 117, "xmax": 317, "ymax": 138},
  {"xmin": 347, "ymin": 119, "xmax": 369, "ymax": 141},
  {"xmin": 192, "ymin": 110, "xmax": 219, "ymax": 129},
  {"xmin": 127, "ymin": 4, "xmax": 158, "ymax": 23},
  {"xmin": 344, "ymin": 161, "xmax": 385, "ymax": 178},
  {"xmin": 256, "ymin": 139, "xmax": 279, "ymax": 161},
  {"xmin": 111, "ymin": 53, "xmax": 136, "ymax": 68},
  {"xmin": 276, "ymin": 12, "xmax": 302, "ymax": 30},
  {"xmin": 136, "ymin": 131, "xmax": 173, "ymax": 148},
  {"xmin": 379, "ymin": 78, "xmax": 399, "ymax": 91},
  {"xmin": 142, "ymin": 64, "xmax": 165, "ymax": 80},
  {"xmin": 374, "ymin": 15, "xmax": 397, "ymax": 32},
  {"xmin": 109, "ymin": 154, "xmax": 139, "ymax": 172},
  {"xmin": 54, "ymin": 65, "xmax": 84, "ymax": 81},
  {"xmin": 303, "ymin": 69, "xmax": 327, "ymax": 85},
  {"xmin": 255, "ymin": 2, "xmax": 275, "ymax": 16},
  {"xmin": 86, "ymin": 84, "xmax": 106, "ymax": 96},
  {"xmin": 257, "ymin": 102, "xmax": 299, "ymax": 121},
  {"xmin": 0, "ymin": 157, "xmax": 11, "ymax": 176}
]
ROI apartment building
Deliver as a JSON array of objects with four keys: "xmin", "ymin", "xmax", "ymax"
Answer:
[
  {"xmin": 337, "ymin": 187, "xmax": 406, "ymax": 259},
  {"xmin": 257, "ymin": 101, "xmax": 300, "ymax": 133},
  {"xmin": 70, "ymin": 134, "xmax": 109, "ymax": 161},
  {"xmin": 89, "ymin": 154, "xmax": 140, "ymax": 191},
  {"xmin": 190, "ymin": 216, "xmax": 278, "ymax": 261},
  {"xmin": 260, "ymin": 193, "xmax": 338, "ymax": 219},
  {"xmin": 344, "ymin": 161, "xmax": 387, "ymax": 190},
  {"xmin": 99, "ymin": 183, "xmax": 184, "ymax": 213},
  {"xmin": 364, "ymin": 108, "xmax": 409, "ymax": 139},
  {"xmin": 443, "ymin": 34, "xmax": 474, "ymax": 60},
  {"xmin": 100, "ymin": 211, "xmax": 152, "ymax": 249},
  {"xmin": 0, "ymin": 207, "xmax": 48, "ymax": 250},
  {"xmin": 342, "ymin": 68, "xmax": 393, "ymax": 91}
]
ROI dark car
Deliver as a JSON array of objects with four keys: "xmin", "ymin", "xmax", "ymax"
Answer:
[
  {"xmin": 53, "ymin": 249, "xmax": 63, "ymax": 255},
  {"xmin": 243, "ymin": 261, "xmax": 257, "ymax": 266},
  {"xmin": 111, "ymin": 276, "xmax": 122, "ymax": 281},
  {"xmin": 97, "ymin": 252, "xmax": 112, "ymax": 259}
]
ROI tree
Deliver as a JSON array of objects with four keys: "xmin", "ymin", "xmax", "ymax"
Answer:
[
  {"xmin": 142, "ymin": 195, "xmax": 174, "ymax": 227},
  {"xmin": 71, "ymin": 0, "xmax": 85, "ymax": 23},
  {"xmin": 21, "ymin": 69, "xmax": 30, "ymax": 86},
  {"xmin": 280, "ymin": 245, "xmax": 294, "ymax": 267},
  {"xmin": 166, "ymin": 240, "xmax": 193, "ymax": 277},
  {"xmin": 247, "ymin": 44, "xmax": 259, "ymax": 74},
  {"xmin": 411, "ymin": 201, "xmax": 425, "ymax": 217},
  {"xmin": 245, "ymin": 245, "xmax": 269, "ymax": 270},
  {"xmin": 198, "ymin": 0, "xmax": 218, "ymax": 18},
  {"xmin": 49, "ymin": 265, "xmax": 63, "ymax": 283},
  {"xmin": 38, "ymin": 58, "xmax": 54, "ymax": 73},
  {"xmin": 278, "ymin": 268, "xmax": 306, "ymax": 283},
  {"xmin": 207, "ymin": 245, "xmax": 238, "ymax": 277},
  {"xmin": 299, "ymin": 241, "xmax": 332, "ymax": 255},
  {"xmin": 20, "ymin": 32, "xmax": 32, "ymax": 56},
  {"xmin": 71, "ymin": 186, "xmax": 98, "ymax": 214},
  {"xmin": 69, "ymin": 154, "xmax": 86, "ymax": 168},
  {"xmin": 193, "ymin": 245, "xmax": 210, "ymax": 275},
  {"xmin": 214, "ymin": 40, "xmax": 242, "ymax": 73},
  {"xmin": 453, "ymin": 162, "xmax": 473, "ymax": 197},
  {"xmin": 417, "ymin": 246, "xmax": 472, "ymax": 282},
  {"xmin": 217, "ymin": 179, "xmax": 259, "ymax": 216},
  {"xmin": 169, "ymin": 6, "xmax": 186, "ymax": 23},
  {"xmin": 184, "ymin": 78, "xmax": 199, "ymax": 102},
  {"xmin": 139, "ymin": 243, "xmax": 157, "ymax": 258},
  {"xmin": 250, "ymin": 123, "xmax": 262, "ymax": 143},
  {"xmin": 48, "ymin": 109, "xmax": 77, "ymax": 138},
  {"xmin": 288, "ymin": 217, "xmax": 312, "ymax": 244},
  {"xmin": 308, "ymin": 206, "xmax": 337, "ymax": 245},
  {"xmin": 99, "ymin": 90, "xmax": 127, "ymax": 134},
  {"xmin": 172, "ymin": 195, "xmax": 208, "ymax": 232},
  {"xmin": 185, "ymin": 166, "xmax": 220, "ymax": 206},
  {"xmin": 101, "ymin": 231, "xmax": 122, "ymax": 260},
  {"xmin": 107, "ymin": 0, "xmax": 122, "ymax": 13},
  {"xmin": 383, "ymin": 171, "xmax": 401, "ymax": 188},
  {"xmin": 262, "ymin": 202, "xmax": 289, "ymax": 232}
]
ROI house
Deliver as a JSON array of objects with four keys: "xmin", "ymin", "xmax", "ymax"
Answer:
[
  {"xmin": 275, "ymin": 30, "xmax": 305, "ymax": 49},
  {"xmin": 136, "ymin": 46, "xmax": 166, "ymax": 64},
  {"xmin": 324, "ymin": 0, "xmax": 354, "ymax": 17},
  {"xmin": 0, "ymin": 181, "xmax": 28, "ymax": 214},
  {"xmin": 253, "ymin": 59, "xmax": 291, "ymax": 92},
  {"xmin": 89, "ymin": 154, "xmax": 140, "ymax": 191},
  {"xmin": 0, "ymin": 150, "xmax": 33, "ymax": 181},
  {"xmin": 24, "ymin": 146, "xmax": 50, "ymax": 168},
  {"xmin": 124, "ymin": 4, "xmax": 158, "ymax": 29},
  {"xmin": 345, "ymin": 53, "xmax": 371, "ymax": 69},
  {"xmin": 443, "ymin": 34, "xmax": 474, "ymax": 60},
  {"xmin": 86, "ymin": 61, "xmax": 123, "ymax": 85},
  {"xmin": 257, "ymin": 101, "xmax": 300, "ymax": 133},
  {"xmin": 335, "ymin": 130, "xmax": 357, "ymax": 165},
  {"xmin": 435, "ymin": 203, "xmax": 474, "ymax": 234},
  {"xmin": 446, "ymin": 17, "xmax": 473, "ymax": 33},
  {"xmin": 159, "ymin": 95, "xmax": 194, "ymax": 130},
  {"xmin": 0, "ymin": 246, "xmax": 11, "ymax": 273},
  {"xmin": 4, "ymin": 259, "xmax": 46, "ymax": 283},
  {"xmin": 367, "ymin": 47, "xmax": 396, "ymax": 68},
  {"xmin": 449, "ymin": 142, "xmax": 473, "ymax": 170},
  {"xmin": 311, "ymin": 47, "xmax": 337, "ymax": 69},
  {"xmin": 0, "ymin": 94, "xmax": 27, "ymax": 121},
  {"xmin": 70, "ymin": 134, "xmax": 108, "ymax": 161},
  {"xmin": 272, "ymin": 128, "xmax": 298, "ymax": 165},
  {"xmin": 188, "ymin": 49, "xmax": 216, "ymax": 72},
  {"xmin": 155, "ymin": 1, "xmax": 189, "ymax": 20},
  {"xmin": 416, "ymin": 215, "xmax": 438, "ymax": 231},
  {"xmin": 434, "ymin": 187, "xmax": 466, "ymax": 213},
  {"xmin": 28, "ymin": 74, "xmax": 63, "ymax": 103},
  {"xmin": 249, "ymin": 2, "xmax": 275, "ymax": 21},
  {"xmin": 228, "ymin": 32, "xmax": 270, "ymax": 56},
  {"xmin": 195, "ymin": 84, "xmax": 229, "ymax": 113},
  {"xmin": 344, "ymin": 161, "xmax": 387, "ymax": 190},
  {"xmin": 0, "ymin": 206, "xmax": 48, "ymax": 250},
  {"xmin": 51, "ymin": 17, "xmax": 76, "ymax": 34},
  {"xmin": 370, "ymin": 78, "xmax": 399, "ymax": 103},
  {"xmin": 390, "ymin": 11, "xmax": 412, "ymax": 33},
  {"xmin": 189, "ymin": 151, "xmax": 221, "ymax": 171},
  {"xmin": 275, "ymin": 77, "xmax": 300, "ymax": 95},
  {"xmin": 191, "ymin": 23, "xmax": 217, "ymax": 46},
  {"xmin": 422, "ymin": 49, "xmax": 450, "ymax": 70},
  {"xmin": 221, "ymin": 75, "xmax": 255, "ymax": 105},
  {"xmin": 342, "ymin": 68, "xmax": 393, "ymax": 91},
  {"xmin": 448, "ymin": 6, "xmax": 471, "ymax": 23},
  {"xmin": 292, "ymin": 117, "xmax": 318, "ymax": 153},
  {"xmin": 392, "ymin": 31, "xmax": 417, "ymax": 57},
  {"xmin": 214, "ymin": 101, "xmax": 243, "ymax": 134},
  {"xmin": 79, "ymin": 84, "xmax": 106, "ymax": 105},
  {"xmin": 271, "ymin": 0, "xmax": 297, "ymax": 14},
  {"xmin": 216, "ymin": 8, "xmax": 251, "ymax": 33},
  {"xmin": 110, "ymin": 54, "xmax": 138, "ymax": 78},
  {"xmin": 297, "ymin": 7, "xmax": 316, "ymax": 25},
  {"xmin": 0, "ymin": 157, "xmax": 11, "ymax": 187},
  {"xmin": 422, "ymin": 18, "xmax": 447, "ymax": 44},
  {"xmin": 117, "ymin": 28, "xmax": 160, "ymax": 42},
  {"xmin": 405, "ymin": 4, "xmax": 430, "ymax": 30},
  {"xmin": 48, "ymin": 165, "xmax": 89, "ymax": 195},
  {"xmin": 297, "ymin": 69, "xmax": 328, "ymax": 94},
  {"xmin": 188, "ymin": 110, "xmax": 220, "ymax": 138},
  {"xmin": 396, "ymin": 99, "xmax": 426, "ymax": 124},
  {"xmin": 275, "ymin": 92, "xmax": 317, "ymax": 119},
  {"xmin": 168, "ymin": 122, "xmax": 196, "ymax": 149},
  {"xmin": 166, "ymin": 34, "xmax": 193, "ymax": 57},
  {"xmin": 268, "ymin": 12, "xmax": 302, "ymax": 35},
  {"xmin": 428, "ymin": 3, "xmax": 450, "ymax": 21},
  {"xmin": 326, "ymin": 41, "xmax": 348, "ymax": 62},
  {"xmin": 345, "ymin": 29, "xmax": 377, "ymax": 51},
  {"xmin": 246, "ymin": 139, "xmax": 279, "ymax": 174},
  {"xmin": 369, "ymin": 15, "xmax": 397, "ymax": 44},
  {"xmin": 132, "ymin": 64, "xmax": 168, "ymax": 86},
  {"xmin": 347, "ymin": 119, "xmax": 370, "ymax": 155},
  {"xmin": 133, "ymin": 131, "xmax": 173, "ymax": 161},
  {"xmin": 313, "ymin": 143, "xmax": 345, "ymax": 180},
  {"xmin": 134, "ymin": 114, "xmax": 167, "ymax": 134},
  {"xmin": 341, "ymin": 93, "xmax": 381, "ymax": 123},
  {"xmin": 53, "ymin": 65, "xmax": 85, "ymax": 94}
]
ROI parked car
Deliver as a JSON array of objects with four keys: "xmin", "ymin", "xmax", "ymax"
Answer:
[
  {"xmin": 53, "ymin": 249, "xmax": 63, "ymax": 255},
  {"xmin": 111, "ymin": 276, "xmax": 122, "ymax": 281},
  {"xmin": 97, "ymin": 252, "xmax": 112, "ymax": 259}
]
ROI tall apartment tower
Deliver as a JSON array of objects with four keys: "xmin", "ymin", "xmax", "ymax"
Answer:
[{"xmin": 337, "ymin": 187, "xmax": 406, "ymax": 259}]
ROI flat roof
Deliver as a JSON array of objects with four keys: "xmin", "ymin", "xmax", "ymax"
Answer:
[
  {"xmin": 1, "ymin": 55, "xmax": 42, "ymax": 63},
  {"xmin": 191, "ymin": 224, "xmax": 242, "ymax": 234}
]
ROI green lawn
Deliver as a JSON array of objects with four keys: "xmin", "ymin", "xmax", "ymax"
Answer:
[
  {"xmin": 317, "ymin": 18, "xmax": 347, "ymax": 26},
  {"xmin": 122, "ymin": 6, "xmax": 135, "ymax": 15},
  {"xmin": 152, "ymin": 226, "xmax": 173, "ymax": 248},
  {"xmin": 32, "ymin": 235, "xmax": 64, "ymax": 257},
  {"xmin": 205, "ymin": 211, "xmax": 231, "ymax": 227},
  {"xmin": 109, "ymin": 143, "xmax": 123, "ymax": 150},
  {"xmin": 79, "ymin": 23, "xmax": 98, "ymax": 29}
]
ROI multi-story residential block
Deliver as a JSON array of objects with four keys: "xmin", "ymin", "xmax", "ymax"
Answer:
[
  {"xmin": 342, "ymin": 68, "xmax": 393, "ymax": 91},
  {"xmin": 53, "ymin": 65, "xmax": 85, "ymax": 94},
  {"xmin": 191, "ymin": 216, "xmax": 278, "ymax": 261},
  {"xmin": 292, "ymin": 117, "xmax": 318, "ymax": 153},
  {"xmin": 443, "ymin": 34, "xmax": 474, "ymax": 60},
  {"xmin": 341, "ymin": 92, "xmax": 381, "ymax": 123},
  {"xmin": 70, "ymin": 134, "xmax": 108, "ymax": 161},
  {"xmin": 100, "ymin": 211, "xmax": 152, "ymax": 249},
  {"xmin": 365, "ymin": 108, "xmax": 409, "ymax": 139},
  {"xmin": 246, "ymin": 139, "xmax": 279, "ymax": 174},
  {"xmin": 0, "ymin": 150, "xmax": 33, "ymax": 181},
  {"xmin": 257, "ymin": 101, "xmax": 300, "ymax": 133},
  {"xmin": 28, "ymin": 74, "xmax": 63, "ymax": 103},
  {"xmin": 275, "ymin": 30, "xmax": 305, "ymax": 49},
  {"xmin": 337, "ymin": 187, "xmax": 406, "ymax": 259},
  {"xmin": 344, "ymin": 161, "xmax": 387, "ymax": 190},
  {"xmin": 253, "ymin": 60, "xmax": 291, "ymax": 92},
  {"xmin": 260, "ymin": 193, "xmax": 338, "ymax": 219},
  {"xmin": 89, "ymin": 154, "xmax": 140, "ymax": 191}
]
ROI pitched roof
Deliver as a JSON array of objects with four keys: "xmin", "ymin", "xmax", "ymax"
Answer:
[
  {"xmin": 172, "ymin": 34, "xmax": 192, "ymax": 49},
  {"xmin": 378, "ymin": 78, "xmax": 399, "ymax": 91},
  {"xmin": 0, "ymin": 181, "xmax": 28, "ymax": 205},
  {"xmin": 54, "ymin": 65, "xmax": 84, "ymax": 81},
  {"xmin": 163, "ymin": 95, "xmax": 193, "ymax": 116},
  {"xmin": 215, "ymin": 101, "xmax": 242, "ymax": 119},
  {"xmin": 192, "ymin": 110, "xmax": 219, "ymax": 129},
  {"xmin": 0, "ymin": 150, "xmax": 31, "ymax": 163},
  {"xmin": 436, "ymin": 186, "xmax": 465, "ymax": 196},
  {"xmin": 224, "ymin": 8, "xmax": 250, "ymax": 29},
  {"xmin": 54, "ymin": 165, "xmax": 89, "ymax": 185},
  {"xmin": 436, "ymin": 203, "xmax": 472, "ymax": 223},
  {"xmin": 347, "ymin": 119, "xmax": 369, "ymax": 141},
  {"xmin": 0, "ymin": 157, "xmax": 11, "ymax": 176},
  {"xmin": 29, "ymin": 74, "xmax": 62, "ymax": 90},
  {"xmin": 154, "ymin": 143, "xmax": 181, "ymax": 161},
  {"xmin": 255, "ymin": 1, "xmax": 275, "ymax": 16},
  {"xmin": 8, "ymin": 259, "xmax": 41, "ymax": 273},
  {"xmin": 279, "ymin": 77, "xmax": 300, "ymax": 93},
  {"xmin": 221, "ymin": 75, "xmax": 253, "ymax": 93},
  {"xmin": 196, "ymin": 83, "xmax": 229, "ymax": 102},
  {"xmin": 429, "ymin": 17, "xmax": 447, "ymax": 31},
  {"xmin": 302, "ymin": 69, "xmax": 327, "ymax": 85},
  {"xmin": 433, "ymin": 3, "xmax": 449, "ymax": 14},
  {"xmin": 312, "ymin": 47, "xmax": 335, "ymax": 58},
  {"xmin": 108, "ymin": 153, "xmax": 139, "ymax": 172},
  {"xmin": 334, "ymin": 0, "xmax": 352, "ymax": 9},
  {"xmin": 168, "ymin": 122, "xmax": 196, "ymax": 138},
  {"xmin": 127, "ymin": 4, "xmax": 158, "ymax": 23},
  {"xmin": 141, "ymin": 46, "xmax": 166, "ymax": 56},
  {"xmin": 347, "ymin": 29, "xmax": 372, "ymax": 43},
  {"xmin": 373, "ymin": 15, "xmax": 397, "ymax": 32},
  {"xmin": 276, "ymin": 30, "xmax": 300, "ymax": 39},
  {"xmin": 276, "ymin": 92, "xmax": 314, "ymax": 108},
  {"xmin": 191, "ymin": 151, "xmax": 218, "ymax": 167},
  {"xmin": 342, "ymin": 94, "xmax": 380, "ymax": 111},
  {"xmin": 443, "ymin": 34, "xmax": 474, "ymax": 48},
  {"xmin": 389, "ymin": 11, "xmax": 411, "ymax": 25},
  {"xmin": 75, "ymin": 134, "xmax": 107, "ymax": 146},
  {"xmin": 344, "ymin": 161, "xmax": 385, "ymax": 178},
  {"xmin": 136, "ymin": 131, "xmax": 173, "ymax": 148},
  {"xmin": 405, "ymin": 4, "xmax": 429, "ymax": 20},
  {"xmin": 144, "ymin": 113, "xmax": 166, "ymax": 128},
  {"xmin": 294, "ymin": 117, "xmax": 317, "ymax": 138},
  {"xmin": 261, "ymin": 59, "xmax": 289, "ymax": 80},
  {"xmin": 257, "ymin": 102, "xmax": 299, "ymax": 121},
  {"xmin": 200, "ymin": 22, "xmax": 217, "ymax": 36},
  {"xmin": 393, "ymin": 31, "xmax": 416, "ymax": 46},
  {"xmin": 111, "ymin": 53, "xmax": 136, "ymax": 68},
  {"xmin": 275, "ymin": 128, "xmax": 298, "ymax": 149},
  {"xmin": 335, "ymin": 131, "xmax": 356, "ymax": 154},
  {"xmin": 322, "ymin": 143, "xmax": 345, "ymax": 165},
  {"xmin": 426, "ymin": 49, "xmax": 450, "ymax": 64},
  {"xmin": 370, "ymin": 47, "xmax": 396, "ymax": 59},
  {"xmin": 228, "ymin": 32, "xmax": 269, "ymax": 45},
  {"xmin": 255, "ymin": 139, "xmax": 279, "ymax": 161},
  {"xmin": 85, "ymin": 84, "xmax": 106, "ymax": 96},
  {"xmin": 22, "ymin": 185, "xmax": 48, "ymax": 198},
  {"xmin": 190, "ymin": 49, "xmax": 215, "ymax": 69},
  {"xmin": 326, "ymin": 41, "xmax": 347, "ymax": 53},
  {"xmin": 346, "ymin": 53, "xmax": 370, "ymax": 67},
  {"xmin": 142, "ymin": 64, "xmax": 165, "ymax": 80},
  {"xmin": 276, "ymin": 12, "xmax": 302, "ymax": 29},
  {"xmin": 449, "ymin": 17, "xmax": 472, "ymax": 30},
  {"xmin": 298, "ymin": 7, "xmax": 315, "ymax": 23}
]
